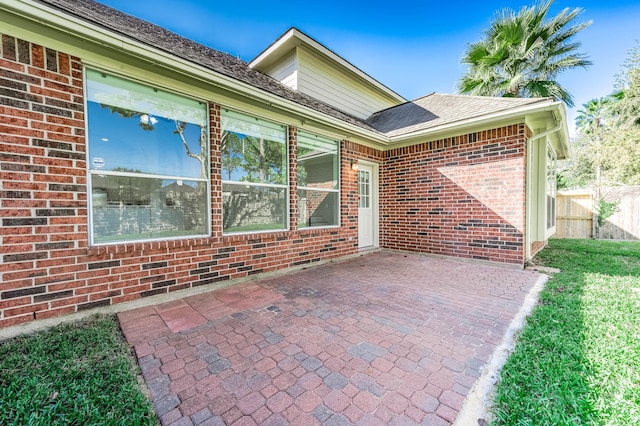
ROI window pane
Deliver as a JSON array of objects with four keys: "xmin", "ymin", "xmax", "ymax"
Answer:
[
  {"xmin": 298, "ymin": 131, "xmax": 338, "ymax": 189},
  {"xmin": 86, "ymin": 70, "xmax": 208, "ymax": 179},
  {"xmin": 221, "ymin": 132, "xmax": 287, "ymax": 184},
  {"xmin": 91, "ymin": 176, "xmax": 207, "ymax": 243},
  {"xmin": 86, "ymin": 69, "xmax": 210, "ymax": 245},
  {"xmin": 546, "ymin": 145, "xmax": 557, "ymax": 229},
  {"xmin": 220, "ymin": 110, "xmax": 287, "ymax": 185},
  {"xmin": 86, "ymin": 69, "xmax": 207, "ymax": 126},
  {"xmin": 223, "ymin": 183, "xmax": 287, "ymax": 233},
  {"xmin": 298, "ymin": 189, "xmax": 339, "ymax": 228}
]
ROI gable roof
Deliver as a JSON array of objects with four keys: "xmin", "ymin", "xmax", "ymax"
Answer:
[
  {"xmin": 34, "ymin": 0, "xmax": 380, "ymax": 134},
  {"xmin": 367, "ymin": 93, "xmax": 556, "ymax": 138},
  {"xmin": 249, "ymin": 27, "xmax": 406, "ymax": 104}
]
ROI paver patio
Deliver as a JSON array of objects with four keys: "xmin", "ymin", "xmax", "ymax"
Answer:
[{"xmin": 118, "ymin": 251, "xmax": 542, "ymax": 425}]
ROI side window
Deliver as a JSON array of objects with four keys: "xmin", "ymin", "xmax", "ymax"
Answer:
[
  {"xmin": 546, "ymin": 144, "xmax": 557, "ymax": 231},
  {"xmin": 86, "ymin": 69, "xmax": 209, "ymax": 244},
  {"xmin": 220, "ymin": 109, "xmax": 288, "ymax": 233},
  {"xmin": 297, "ymin": 131, "xmax": 339, "ymax": 228}
]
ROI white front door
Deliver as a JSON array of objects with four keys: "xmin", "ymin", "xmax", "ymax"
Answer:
[{"xmin": 358, "ymin": 163, "xmax": 376, "ymax": 248}]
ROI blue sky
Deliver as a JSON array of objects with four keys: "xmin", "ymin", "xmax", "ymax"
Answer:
[{"xmin": 98, "ymin": 0, "xmax": 640, "ymax": 135}]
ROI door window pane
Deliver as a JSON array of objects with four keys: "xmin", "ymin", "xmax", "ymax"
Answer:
[{"xmin": 359, "ymin": 170, "xmax": 370, "ymax": 209}]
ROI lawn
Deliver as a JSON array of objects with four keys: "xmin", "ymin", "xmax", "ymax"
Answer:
[
  {"xmin": 491, "ymin": 239, "xmax": 640, "ymax": 425},
  {"xmin": 0, "ymin": 315, "xmax": 157, "ymax": 425}
]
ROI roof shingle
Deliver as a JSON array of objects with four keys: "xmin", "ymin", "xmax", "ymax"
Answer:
[{"xmin": 366, "ymin": 93, "xmax": 553, "ymax": 137}]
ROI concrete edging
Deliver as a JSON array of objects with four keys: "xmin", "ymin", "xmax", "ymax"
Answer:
[{"xmin": 453, "ymin": 272, "xmax": 549, "ymax": 425}]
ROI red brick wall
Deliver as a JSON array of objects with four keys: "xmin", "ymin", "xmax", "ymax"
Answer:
[
  {"xmin": 0, "ymin": 32, "xmax": 532, "ymax": 329},
  {"xmin": 381, "ymin": 126, "xmax": 528, "ymax": 265},
  {"xmin": 0, "ymin": 35, "xmax": 359, "ymax": 328}
]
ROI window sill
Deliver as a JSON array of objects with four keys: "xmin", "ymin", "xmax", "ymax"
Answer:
[
  {"xmin": 86, "ymin": 226, "xmax": 344, "ymax": 256},
  {"xmin": 87, "ymin": 236, "xmax": 215, "ymax": 256}
]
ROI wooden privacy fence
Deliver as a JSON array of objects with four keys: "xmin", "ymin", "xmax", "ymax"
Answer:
[
  {"xmin": 599, "ymin": 186, "xmax": 640, "ymax": 240},
  {"xmin": 555, "ymin": 191, "xmax": 594, "ymax": 239},
  {"xmin": 554, "ymin": 187, "xmax": 640, "ymax": 240}
]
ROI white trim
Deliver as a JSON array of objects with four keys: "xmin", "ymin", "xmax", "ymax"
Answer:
[
  {"xmin": 357, "ymin": 160, "xmax": 380, "ymax": 249},
  {"xmin": 221, "ymin": 181, "xmax": 288, "ymax": 190},
  {"xmin": 83, "ymin": 66, "xmax": 212, "ymax": 246},
  {"xmin": 250, "ymin": 28, "xmax": 406, "ymax": 104}
]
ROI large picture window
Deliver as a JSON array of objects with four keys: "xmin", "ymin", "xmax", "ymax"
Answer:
[
  {"xmin": 86, "ymin": 69, "xmax": 209, "ymax": 244},
  {"xmin": 221, "ymin": 109, "xmax": 288, "ymax": 233},
  {"xmin": 297, "ymin": 131, "xmax": 339, "ymax": 228}
]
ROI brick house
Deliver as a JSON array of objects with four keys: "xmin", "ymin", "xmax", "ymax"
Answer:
[{"xmin": 0, "ymin": 0, "xmax": 569, "ymax": 328}]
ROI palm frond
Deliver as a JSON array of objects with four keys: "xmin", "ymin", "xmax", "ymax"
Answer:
[{"xmin": 457, "ymin": 0, "xmax": 590, "ymax": 106}]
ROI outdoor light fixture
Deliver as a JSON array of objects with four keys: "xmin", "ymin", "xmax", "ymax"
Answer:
[{"xmin": 350, "ymin": 159, "xmax": 358, "ymax": 171}]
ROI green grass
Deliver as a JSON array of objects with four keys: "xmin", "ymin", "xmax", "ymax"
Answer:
[
  {"xmin": 0, "ymin": 315, "xmax": 157, "ymax": 425},
  {"xmin": 491, "ymin": 239, "xmax": 640, "ymax": 425}
]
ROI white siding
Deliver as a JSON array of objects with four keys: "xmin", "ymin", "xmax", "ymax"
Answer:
[
  {"xmin": 296, "ymin": 47, "xmax": 398, "ymax": 119},
  {"xmin": 262, "ymin": 51, "xmax": 298, "ymax": 90}
]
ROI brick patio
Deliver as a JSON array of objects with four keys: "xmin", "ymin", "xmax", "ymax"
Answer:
[{"xmin": 118, "ymin": 251, "xmax": 542, "ymax": 425}]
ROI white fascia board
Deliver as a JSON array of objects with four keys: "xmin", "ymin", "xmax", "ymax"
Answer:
[
  {"xmin": 388, "ymin": 100, "xmax": 568, "ymax": 148},
  {"xmin": 552, "ymin": 103, "xmax": 571, "ymax": 159},
  {"xmin": 250, "ymin": 28, "xmax": 299, "ymax": 70},
  {"xmin": 251, "ymin": 28, "xmax": 406, "ymax": 104},
  {"xmin": 2, "ymin": 0, "xmax": 387, "ymax": 145}
]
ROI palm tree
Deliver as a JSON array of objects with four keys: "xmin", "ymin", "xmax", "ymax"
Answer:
[
  {"xmin": 575, "ymin": 97, "xmax": 612, "ymax": 135},
  {"xmin": 458, "ymin": 0, "xmax": 591, "ymax": 107}
]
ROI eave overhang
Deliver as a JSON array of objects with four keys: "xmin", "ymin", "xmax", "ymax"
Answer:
[{"xmin": 386, "ymin": 99, "xmax": 570, "ymax": 159}]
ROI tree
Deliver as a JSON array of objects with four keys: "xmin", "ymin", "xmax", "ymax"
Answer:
[
  {"xmin": 562, "ymin": 98, "xmax": 610, "ymax": 188},
  {"xmin": 563, "ymin": 43, "xmax": 640, "ymax": 188},
  {"xmin": 575, "ymin": 97, "xmax": 613, "ymax": 135},
  {"xmin": 458, "ymin": 0, "xmax": 591, "ymax": 107},
  {"xmin": 612, "ymin": 42, "xmax": 640, "ymax": 127}
]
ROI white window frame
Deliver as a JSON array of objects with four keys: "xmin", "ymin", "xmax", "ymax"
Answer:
[
  {"xmin": 545, "ymin": 142, "xmax": 557, "ymax": 238},
  {"xmin": 297, "ymin": 130, "xmax": 340, "ymax": 229},
  {"xmin": 84, "ymin": 68, "xmax": 211, "ymax": 245},
  {"xmin": 220, "ymin": 109, "xmax": 289, "ymax": 235}
]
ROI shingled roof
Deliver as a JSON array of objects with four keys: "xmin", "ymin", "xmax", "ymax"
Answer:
[
  {"xmin": 367, "ymin": 93, "xmax": 554, "ymax": 138},
  {"xmin": 37, "ymin": 0, "xmax": 381, "ymax": 134},
  {"xmin": 35, "ymin": 0, "xmax": 562, "ymax": 143}
]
